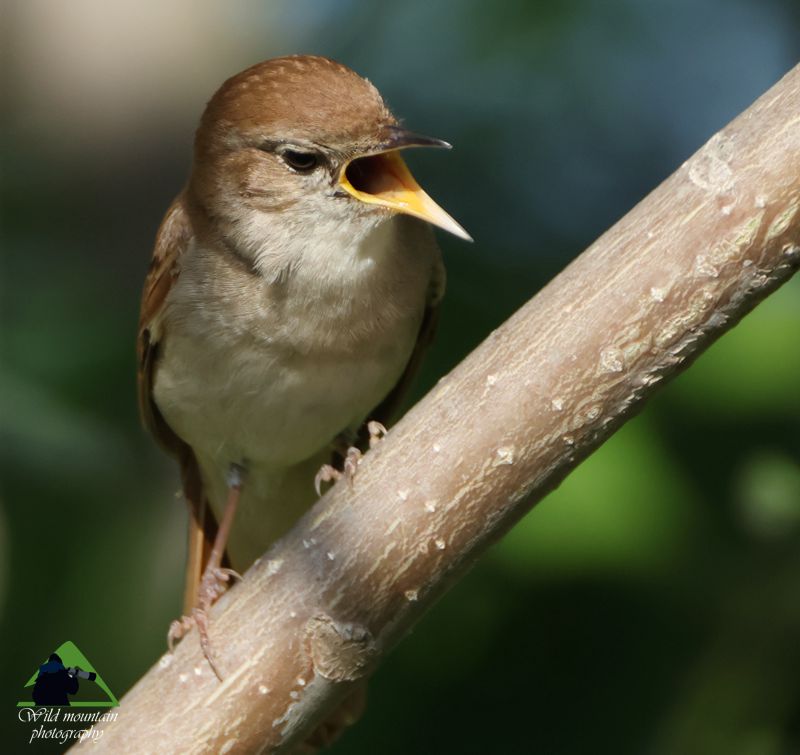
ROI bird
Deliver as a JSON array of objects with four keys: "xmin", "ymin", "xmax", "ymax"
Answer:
[{"xmin": 136, "ymin": 54, "xmax": 470, "ymax": 680}]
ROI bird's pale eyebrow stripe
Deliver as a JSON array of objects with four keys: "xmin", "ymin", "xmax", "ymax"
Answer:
[
  {"xmin": 257, "ymin": 139, "xmax": 328, "ymax": 153},
  {"xmin": 256, "ymin": 139, "xmax": 288, "ymax": 152},
  {"xmin": 258, "ymin": 137, "xmax": 343, "ymax": 157}
]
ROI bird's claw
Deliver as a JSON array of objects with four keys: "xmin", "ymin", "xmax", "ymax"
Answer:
[
  {"xmin": 343, "ymin": 446, "xmax": 362, "ymax": 479},
  {"xmin": 366, "ymin": 420, "xmax": 387, "ymax": 448},
  {"xmin": 166, "ymin": 566, "xmax": 240, "ymax": 679},
  {"xmin": 315, "ymin": 446, "xmax": 363, "ymax": 495},
  {"xmin": 314, "ymin": 464, "xmax": 342, "ymax": 496},
  {"xmin": 167, "ymin": 615, "xmax": 195, "ymax": 653},
  {"xmin": 200, "ymin": 566, "xmax": 241, "ymax": 603},
  {"xmin": 314, "ymin": 421, "xmax": 388, "ymax": 496}
]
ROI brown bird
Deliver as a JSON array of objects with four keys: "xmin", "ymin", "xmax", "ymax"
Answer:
[{"xmin": 137, "ymin": 55, "xmax": 469, "ymax": 678}]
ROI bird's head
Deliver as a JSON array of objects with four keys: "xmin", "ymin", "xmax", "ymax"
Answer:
[{"xmin": 188, "ymin": 55, "xmax": 470, "ymax": 262}]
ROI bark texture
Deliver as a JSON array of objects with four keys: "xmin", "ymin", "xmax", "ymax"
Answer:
[{"xmin": 77, "ymin": 64, "xmax": 800, "ymax": 753}]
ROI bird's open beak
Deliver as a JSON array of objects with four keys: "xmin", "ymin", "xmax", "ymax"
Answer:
[{"xmin": 339, "ymin": 127, "xmax": 472, "ymax": 241}]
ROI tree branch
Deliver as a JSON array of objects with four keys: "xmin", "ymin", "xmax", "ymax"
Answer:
[{"xmin": 79, "ymin": 64, "xmax": 800, "ymax": 753}]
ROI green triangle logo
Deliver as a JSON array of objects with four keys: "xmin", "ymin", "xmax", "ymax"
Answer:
[{"xmin": 18, "ymin": 641, "xmax": 119, "ymax": 707}]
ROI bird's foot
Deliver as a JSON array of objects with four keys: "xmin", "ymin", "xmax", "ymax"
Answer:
[
  {"xmin": 366, "ymin": 420, "xmax": 388, "ymax": 448},
  {"xmin": 167, "ymin": 461, "xmax": 244, "ymax": 679},
  {"xmin": 167, "ymin": 566, "xmax": 242, "ymax": 679},
  {"xmin": 314, "ymin": 421, "xmax": 388, "ymax": 496},
  {"xmin": 313, "ymin": 464, "xmax": 339, "ymax": 496},
  {"xmin": 314, "ymin": 447, "xmax": 358, "ymax": 495},
  {"xmin": 167, "ymin": 615, "xmax": 195, "ymax": 651}
]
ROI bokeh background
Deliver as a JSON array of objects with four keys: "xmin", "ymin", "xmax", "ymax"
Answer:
[{"xmin": 2, "ymin": 1, "xmax": 800, "ymax": 752}]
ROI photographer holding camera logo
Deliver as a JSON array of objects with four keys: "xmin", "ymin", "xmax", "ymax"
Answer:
[{"xmin": 32, "ymin": 653, "xmax": 97, "ymax": 706}]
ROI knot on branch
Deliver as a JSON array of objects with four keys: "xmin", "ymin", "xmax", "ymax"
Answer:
[{"xmin": 306, "ymin": 615, "xmax": 376, "ymax": 682}]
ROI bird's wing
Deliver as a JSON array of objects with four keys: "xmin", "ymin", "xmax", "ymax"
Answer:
[
  {"xmin": 367, "ymin": 253, "xmax": 446, "ymax": 433},
  {"xmin": 137, "ymin": 192, "xmax": 219, "ymax": 613}
]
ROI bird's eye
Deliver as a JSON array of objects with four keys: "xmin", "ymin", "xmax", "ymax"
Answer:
[{"xmin": 281, "ymin": 150, "xmax": 320, "ymax": 173}]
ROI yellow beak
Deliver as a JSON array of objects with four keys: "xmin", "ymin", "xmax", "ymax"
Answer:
[{"xmin": 339, "ymin": 141, "xmax": 472, "ymax": 242}]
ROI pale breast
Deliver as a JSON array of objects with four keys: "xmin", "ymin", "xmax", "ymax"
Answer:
[{"xmin": 152, "ymin": 217, "xmax": 436, "ymax": 469}]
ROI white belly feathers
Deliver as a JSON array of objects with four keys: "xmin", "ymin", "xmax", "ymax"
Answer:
[{"xmin": 152, "ymin": 219, "xmax": 431, "ymax": 469}]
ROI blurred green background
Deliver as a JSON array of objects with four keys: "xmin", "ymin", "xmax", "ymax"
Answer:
[{"xmin": 2, "ymin": 1, "xmax": 799, "ymax": 753}]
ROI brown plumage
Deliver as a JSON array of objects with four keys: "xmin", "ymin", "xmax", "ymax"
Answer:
[{"xmin": 136, "ymin": 55, "xmax": 466, "ymax": 676}]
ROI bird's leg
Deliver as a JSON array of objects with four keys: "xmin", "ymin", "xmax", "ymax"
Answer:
[
  {"xmin": 194, "ymin": 463, "xmax": 245, "ymax": 678},
  {"xmin": 168, "ymin": 463, "xmax": 245, "ymax": 680},
  {"xmin": 314, "ymin": 421, "xmax": 388, "ymax": 495}
]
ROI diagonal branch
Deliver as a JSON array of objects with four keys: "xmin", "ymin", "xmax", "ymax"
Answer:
[{"xmin": 78, "ymin": 63, "xmax": 800, "ymax": 753}]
